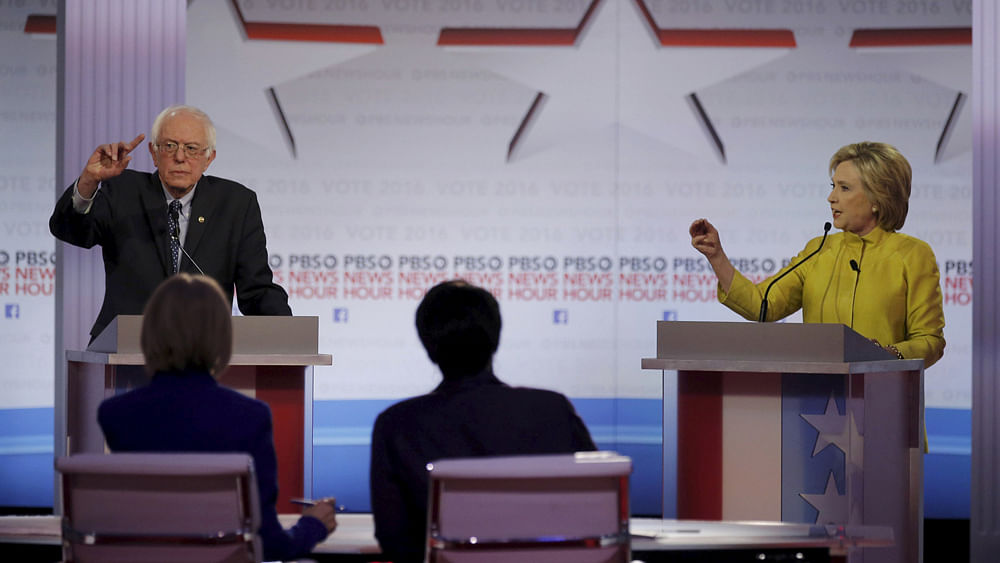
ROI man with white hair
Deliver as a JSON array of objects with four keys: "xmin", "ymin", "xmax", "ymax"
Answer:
[{"xmin": 50, "ymin": 105, "xmax": 290, "ymax": 341}]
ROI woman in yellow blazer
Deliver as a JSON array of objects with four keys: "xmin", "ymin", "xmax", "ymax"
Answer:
[{"xmin": 689, "ymin": 142, "xmax": 945, "ymax": 368}]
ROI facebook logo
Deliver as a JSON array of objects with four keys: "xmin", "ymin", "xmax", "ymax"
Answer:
[
  {"xmin": 4, "ymin": 304, "xmax": 19, "ymax": 319},
  {"xmin": 332, "ymin": 308, "xmax": 349, "ymax": 323},
  {"xmin": 553, "ymin": 309, "xmax": 568, "ymax": 324},
  {"xmin": 662, "ymin": 310, "xmax": 678, "ymax": 321}
]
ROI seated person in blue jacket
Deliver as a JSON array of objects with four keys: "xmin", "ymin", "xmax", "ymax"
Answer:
[
  {"xmin": 97, "ymin": 273, "xmax": 337, "ymax": 561},
  {"xmin": 369, "ymin": 280, "xmax": 597, "ymax": 563}
]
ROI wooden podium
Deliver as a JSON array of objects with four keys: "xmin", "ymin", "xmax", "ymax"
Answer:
[
  {"xmin": 56, "ymin": 315, "xmax": 332, "ymax": 514},
  {"xmin": 642, "ymin": 321, "xmax": 923, "ymax": 563}
]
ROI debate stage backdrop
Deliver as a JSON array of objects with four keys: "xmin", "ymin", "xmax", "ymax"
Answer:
[{"xmin": 0, "ymin": 0, "xmax": 972, "ymax": 518}]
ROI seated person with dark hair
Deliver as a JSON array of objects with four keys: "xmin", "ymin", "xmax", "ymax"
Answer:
[
  {"xmin": 369, "ymin": 280, "xmax": 597, "ymax": 563},
  {"xmin": 97, "ymin": 273, "xmax": 337, "ymax": 562}
]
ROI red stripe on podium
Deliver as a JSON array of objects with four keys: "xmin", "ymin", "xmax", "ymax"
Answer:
[
  {"xmin": 677, "ymin": 371, "xmax": 723, "ymax": 520},
  {"xmin": 255, "ymin": 366, "xmax": 306, "ymax": 515}
]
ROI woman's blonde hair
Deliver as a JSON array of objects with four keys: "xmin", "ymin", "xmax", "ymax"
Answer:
[
  {"xmin": 141, "ymin": 274, "xmax": 232, "ymax": 375},
  {"xmin": 829, "ymin": 142, "xmax": 911, "ymax": 232}
]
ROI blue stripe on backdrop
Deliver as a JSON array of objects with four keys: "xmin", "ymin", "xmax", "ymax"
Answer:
[
  {"xmin": 924, "ymin": 407, "xmax": 971, "ymax": 519},
  {"xmin": 0, "ymin": 403, "xmax": 970, "ymax": 518},
  {"xmin": 311, "ymin": 399, "xmax": 388, "ymax": 514},
  {"xmin": 603, "ymin": 398, "xmax": 664, "ymax": 516},
  {"xmin": 0, "ymin": 408, "xmax": 53, "ymax": 507}
]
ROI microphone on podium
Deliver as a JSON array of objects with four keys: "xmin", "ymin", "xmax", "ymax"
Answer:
[{"xmin": 758, "ymin": 222, "xmax": 832, "ymax": 323}]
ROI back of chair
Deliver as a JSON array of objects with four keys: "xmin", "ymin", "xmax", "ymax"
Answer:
[
  {"xmin": 426, "ymin": 451, "xmax": 632, "ymax": 563},
  {"xmin": 56, "ymin": 452, "xmax": 262, "ymax": 563}
]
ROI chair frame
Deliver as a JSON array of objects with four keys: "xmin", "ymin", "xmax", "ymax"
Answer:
[
  {"xmin": 56, "ymin": 452, "xmax": 261, "ymax": 562},
  {"xmin": 425, "ymin": 452, "xmax": 632, "ymax": 561}
]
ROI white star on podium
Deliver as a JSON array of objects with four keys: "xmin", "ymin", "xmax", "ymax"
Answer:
[
  {"xmin": 801, "ymin": 394, "xmax": 851, "ymax": 457},
  {"xmin": 800, "ymin": 471, "xmax": 847, "ymax": 525}
]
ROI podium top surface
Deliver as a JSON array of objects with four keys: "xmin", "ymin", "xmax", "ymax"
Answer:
[
  {"xmin": 66, "ymin": 350, "xmax": 332, "ymax": 367},
  {"xmin": 629, "ymin": 518, "xmax": 893, "ymax": 551},
  {"xmin": 641, "ymin": 321, "xmax": 919, "ymax": 373},
  {"xmin": 87, "ymin": 315, "xmax": 322, "ymax": 355},
  {"xmin": 640, "ymin": 356, "xmax": 923, "ymax": 375}
]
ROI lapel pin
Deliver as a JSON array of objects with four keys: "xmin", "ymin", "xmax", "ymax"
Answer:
[{"xmin": 198, "ymin": 216, "xmax": 205, "ymax": 223}]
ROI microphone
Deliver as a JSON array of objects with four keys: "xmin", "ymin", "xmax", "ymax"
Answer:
[
  {"xmin": 178, "ymin": 242, "xmax": 206, "ymax": 275},
  {"xmin": 848, "ymin": 259, "xmax": 861, "ymax": 329},
  {"xmin": 168, "ymin": 205, "xmax": 206, "ymax": 275},
  {"xmin": 758, "ymin": 222, "xmax": 832, "ymax": 322}
]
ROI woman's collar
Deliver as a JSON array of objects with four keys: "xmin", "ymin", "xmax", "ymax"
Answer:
[
  {"xmin": 844, "ymin": 224, "xmax": 888, "ymax": 245},
  {"xmin": 860, "ymin": 225, "xmax": 888, "ymax": 244}
]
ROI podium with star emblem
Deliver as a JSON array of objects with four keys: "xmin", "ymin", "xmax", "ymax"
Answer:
[
  {"xmin": 642, "ymin": 321, "xmax": 923, "ymax": 563},
  {"xmin": 57, "ymin": 315, "xmax": 332, "ymax": 515}
]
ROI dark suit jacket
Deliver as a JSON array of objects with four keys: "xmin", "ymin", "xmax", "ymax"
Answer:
[
  {"xmin": 50, "ymin": 170, "xmax": 290, "ymax": 340},
  {"xmin": 97, "ymin": 370, "xmax": 327, "ymax": 562},
  {"xmin": 369, "ymin": 369, "xmax": 597, "ymax": 563}
]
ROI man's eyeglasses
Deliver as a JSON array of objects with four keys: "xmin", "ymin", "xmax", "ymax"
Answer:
[{"xmin": 156, "ymin": 141, "xmax": 211, "ymax": 160}]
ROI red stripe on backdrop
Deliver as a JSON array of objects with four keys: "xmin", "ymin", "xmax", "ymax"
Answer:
[
  {"xmin": 657, "ymin": 29, "xmax": 797, "ymax": 48},
  {"xmin": 850, "ymin": 27, "xmax": 972, "ymax": 47},
  {"xmin": 23, "ymin": 14, "xmax": 56, "ymax": 34},
  {"xmin": 677, "ymin": 371, "xmax": 723, "ymax": 520},
  {"xmin": 437, "ymin": 28, "xmax": 578, "ymax": 47},
  {"xmin": 631, "ymin": 0, "xmax": 794, "ymax": 47},
  {"xmin": 438, "ymin": 0, "xmax": 597, "ymax": 46},
  {"xmin": 242, "ymin": 23, "xmax": 384, "ymax": 44},
  {"xmin": 228, "ymin": 0, "xmax": 383, "ymax": 44}
]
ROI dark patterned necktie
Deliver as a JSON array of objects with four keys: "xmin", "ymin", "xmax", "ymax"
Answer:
[{"xmin": 167, "ymin": 200, "xmax": 182, "ymax": 274}]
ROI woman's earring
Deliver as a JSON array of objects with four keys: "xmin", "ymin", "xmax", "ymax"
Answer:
[{"xmin": 871, "ymin": 206, "xmax": 877, "ymax": 213}]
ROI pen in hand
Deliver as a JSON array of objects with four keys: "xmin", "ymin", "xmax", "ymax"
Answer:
[
  {"xmin": 290, "ymin": 498, "xmax": 347, "ymax": 511},
  {"xmin": 291, "ymin": 498, "xmax": 340, "ymax": 534}
]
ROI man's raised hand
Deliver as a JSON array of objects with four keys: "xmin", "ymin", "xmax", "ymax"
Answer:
[{"xmin": 78, "ymin": 134, "xmax": 145, "ymax": 198}]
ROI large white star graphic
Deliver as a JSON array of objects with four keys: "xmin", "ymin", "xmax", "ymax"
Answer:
[
  {"xmin": 439, "ymin": 0, "xmax": 793, "ymax": 163},
  {"xmin": 186, "ymin": 0, "xmax": 377, "ymax": 157},
  {"xmin": 849, "ymin": 29, "xmax": 971, "ymax": 162},
  {"xmin": 851, "ymin": 27, "xmax": 972, "ymax": 162},
  {"xmin": 800, "ymin": 471, "xmax": 847, "ymax": 525}
]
